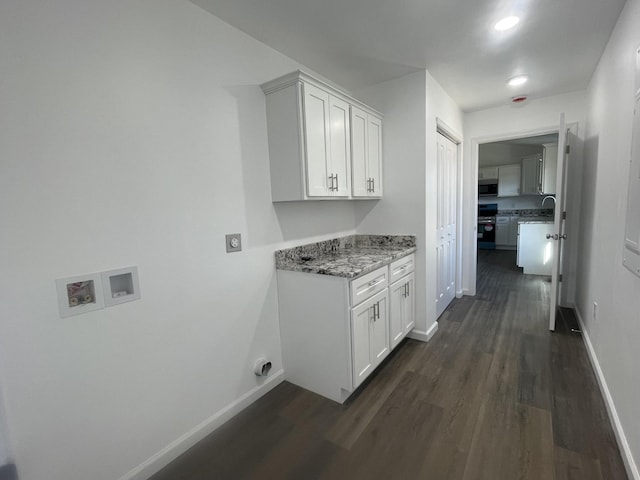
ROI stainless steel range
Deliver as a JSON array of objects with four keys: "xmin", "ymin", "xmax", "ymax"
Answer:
[{"xmin": 478, "ymin": 203, "xmax": 498, "ymax": 250}]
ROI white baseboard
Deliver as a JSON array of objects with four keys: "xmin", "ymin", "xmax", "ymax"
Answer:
[
  {"xmin": 573, "ymin": 306, "xmax": 639, "ymax": 480},
  {"xmin": 455, "ymin": 289, "xmax": 464, "ymax": 298},
  {"xmin": 118, "ymin": 369, "xmax": 285, "ymax": 480},
  {"xmin": 407, "ymin": 321, "xmax": 439, "ymax": 343}
]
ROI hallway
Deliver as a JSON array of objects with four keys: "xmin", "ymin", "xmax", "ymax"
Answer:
[{"xmin": 150, "ymin": 250, "xmax": 627, "ymax": 479}]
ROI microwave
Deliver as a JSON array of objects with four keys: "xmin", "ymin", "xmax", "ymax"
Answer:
[{"xmin": 478, "ymin": 179, "xmax": 498, "ymax": 196}]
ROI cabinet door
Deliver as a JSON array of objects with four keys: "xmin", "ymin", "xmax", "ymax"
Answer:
[
  {"xmin": 350, "ymin": 108, "xmax": 383, "ymax": 198},
  {"xmin": 403, "ymin": 272, "xmax": 415, "ymax": 334},
  {"xmin": 351, "ymin": 296, "xmax": 374, "ymax": 387},
  {"xmin": 498, "ymin": 164, "xmax": 521, "ymax": 197},
  {"xmin": 390, "ymin": 273, "xmax": 415, "ymax": 349},
  {"xmin": 389, "ymin": 280, "xmax": 405, "ymax": 349},
  {"xmin": 370, "ymin": 290, "xmax": 389, "ymax": 364},
  {"xmin": 303, "ymin": 83, "xmax": 330, "ymax": 197},
  {"xmin": 367, "ymin": 114, "xmax": 383, "ymax": 197},
  {"xmin": 479, "ymin": 166, "xmax": 499, "ymax": 180},
  {"xmin": 351, "ymin": 289, "xmax": 389, "ymax": 389},
  {"xmin": 495, "ymin": 217, "xmax": 510, "ymax": 245},
  {"xmin": 542, "ymin": 143, "xmax": 558, "ymax": 194},
  {"xmin": 328, "ymin": 96, "xmax": 351, "ymax": 197},
  {"xmin": 521, "ymin": 156, "xmax": 539, "ymax": 195},
  {"xmin": 350, "ymin": 106, "xmax": 369, "ymax": 197}
]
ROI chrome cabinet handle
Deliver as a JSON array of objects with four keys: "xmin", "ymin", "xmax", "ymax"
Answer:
[
  {"xmin": 546, "ymin": 233, "xmax": 560, "ymax": 240},
  {"xmin": 372, "ymin": 178, "xmax": 375, "ymax": 192},
  {"xmin": 335, "ymin": 173, "xmax": 339, "ymax": 191},
  {"xmin": 372, "ymin": 301, "xmax": 379, "ymax": 321}
]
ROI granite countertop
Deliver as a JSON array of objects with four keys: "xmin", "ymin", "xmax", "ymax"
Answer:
[
  {"xmin": 275, "ymin": 235, "xmax": 416, "ymax": 279},
  {"xmin": 518, "ymin": 218, "xmax": 555, "ymax": 224}
]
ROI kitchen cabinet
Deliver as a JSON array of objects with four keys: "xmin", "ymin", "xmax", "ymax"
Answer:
[
  {"xmin": 390, "ymin": 271, "xmax": 415, "ymax": 349},
  {"xmin": 303, "ymin": 83, "xmax": 351, "ymax": 197},
  {"xmin": 498, "ymin": 164, "xmax": 521, "ymax": 197},
  {"xmin": 496, "ymin": 216, "xmax": 519, "ymax": 249},
  {"xmin": 262, "ymin": 70, "xmax": 383, "ymax": 202},
  {"xmin": 478, "ymin": 166, "xmax": 499, "ymax": 180},
  {"xmin": 351, "ymin": 106, "xmax": 383, "ymax": 197},
  {"xmin": 351, "ymin": 289, "xmax": 389, "ymax": 387},
  {"xmin": 517, "ymin": 222, "xmax": 555, "ymax": 275},
  {"xmin": 521, "ymin": 144, "xmax": 558, "ymax": 195},
  {"xmin": 389, "ymin": 254, "xmax": 415, "ymax": 349},
  {"xmin": 541, "ymin": 143, "xmax": 558, "ymax": 195},
  {"xmin": 276, "ymin": 253, "xmax": 415, "ymax": 403}
]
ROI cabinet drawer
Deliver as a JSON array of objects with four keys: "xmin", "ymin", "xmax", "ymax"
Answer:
[
  {"xmin": 351, "ymin": 266, "xmax": 388, "ymax": 306},
  {"xmin": 389, "ymin": 254, "xmax": 415, "ymax": 284}
]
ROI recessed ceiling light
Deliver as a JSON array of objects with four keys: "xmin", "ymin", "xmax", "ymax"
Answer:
[
  {"xmin": 495, "ymin": 16, "xmax": 520, "ymax": 31},
  {"xmin": 508, "ymin": 75, "xmax": 528, "ymax": 86}
]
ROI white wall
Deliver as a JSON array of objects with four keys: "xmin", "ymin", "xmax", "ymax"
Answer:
[
  {"xmin": 354, "ymin": 71, "xmax": 429, "ymax": 333},
  {"xmin": 0, "ymin": 1, "xmax": 358, "ymax": 479},
  {"xmin": 576, "ymin": 0, "xmax": 640, "ymax": 476},
  {"xmin": 462, "ymin": 91, "xmax": 587, "ymax": 298},
  {"xmin": 479, "ymin": 143, "xmax": 543, "ymax": 167},
  {"xmin": 0, "ymin": 386, "xmax": 10, "ymax": 467},
  {"xmin": 354, "ymin": 70, "xmax": 463, "ymax": 337}
]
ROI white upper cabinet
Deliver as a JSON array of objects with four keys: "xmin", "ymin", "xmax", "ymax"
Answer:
[
  {"xmin": 478, "ymin": 166, "xmax": 499, "ymax": 180},
  {"xmin": 521, "ymin": 144, "xmax": 557, "ymax": 195},
  {"xmin": 262, "ymin": 71, "xmax": 383, "ymax": 201},
  {"xmin": 541, "ymin": 143, "xmax": 558, "ymax": 195},
  {"xmin": 351, "ymin": 106, "xmax": 383, "ymax": 198},
  {"xmin": 498, "ymin": 164, "xmax": 521, "ymax": 197}
]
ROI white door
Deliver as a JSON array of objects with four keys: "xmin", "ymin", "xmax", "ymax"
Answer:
[
  {"xmin": 549, "ymin": 114, "xmax": 568, "ymax": 331},
  {"xmin": 436, "ymin": 133, "xmax": 458, "ymax": 318}
]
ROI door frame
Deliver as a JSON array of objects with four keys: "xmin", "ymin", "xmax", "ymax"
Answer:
[{"xmin": 468, "ymin": 123, "xmax": 575, "ymax": 297}]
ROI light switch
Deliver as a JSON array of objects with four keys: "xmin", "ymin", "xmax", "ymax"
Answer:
[{"xmin": 226, "ymin": 233, "xmax": 242, "ymax": 253}]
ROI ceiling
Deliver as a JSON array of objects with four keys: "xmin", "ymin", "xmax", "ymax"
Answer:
[{"xmin": 190, "ymin": 0, "xmax": 626, "ymax": 112}]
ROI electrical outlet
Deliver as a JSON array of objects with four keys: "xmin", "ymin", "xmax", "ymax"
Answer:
[
  {"xmin": 226, "ymin": 233, "xmax": 242, "ymax": 253},
  {"xmin": 593, "ymin": 301, "xmax": 598, "ymax": 322}
]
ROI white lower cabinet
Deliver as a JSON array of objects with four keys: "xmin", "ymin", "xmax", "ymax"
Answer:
[
  {"xmin": 389, "ymin": 271, "xmax": 415, "ymax": 349},
  {"xmin": 276, "ymin": 253, "xmax": 415, "ymax": 403},
  {"xmin": 351, "ymin": 289, "xmax": 389, "ymax": 388}
]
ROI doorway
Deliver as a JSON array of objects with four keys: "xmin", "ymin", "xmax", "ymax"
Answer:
[{"xmin": 476, "ymin": 133, "xmax": 559, "ymax": 273}]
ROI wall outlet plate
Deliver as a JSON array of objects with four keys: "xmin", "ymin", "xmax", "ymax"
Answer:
[
  {"xmin": 101, "ymin": 266, "xmax": 141, "ymax": 307},
  {"xmin": 56, "ymin": 272, "xmax": 105, "ymax": 318},
  {"xmin": 226, "ymin": 233, "xmax": 242, "ymax": 253}
]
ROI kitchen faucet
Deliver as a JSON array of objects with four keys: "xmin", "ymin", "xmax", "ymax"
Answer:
[{"xmin": 541, "ymin": 195, "xmax": 556, "ymax": 208}]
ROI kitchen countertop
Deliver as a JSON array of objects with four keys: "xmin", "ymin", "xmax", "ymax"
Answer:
[
  {"xmin": 517, "ymin": 217, "xmax": 554, "ymax": 224},
  {"xmin": 275, "ymin": 234, "xmax": 416, "ymax": 279}
]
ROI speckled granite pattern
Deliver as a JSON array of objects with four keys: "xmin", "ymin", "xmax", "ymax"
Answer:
[
  {"xmin": 497, "ymin": 208, "xmax": 553, "ymax": 217},
  {"xmin": 275, "ymin": 235, "xmax": 416, "ymax": 278}
]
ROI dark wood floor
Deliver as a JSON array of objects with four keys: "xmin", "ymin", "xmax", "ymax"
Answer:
[{"xmin": 149, "ymin": 250, "xmax": 627, "ymax": 480}]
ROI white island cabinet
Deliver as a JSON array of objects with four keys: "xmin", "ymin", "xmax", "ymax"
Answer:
[
  {"xmin": 517, "ymin": 222, "xmax": 555, "ymax": 275},
  {"xmin": 262, "ymin": 70, "xmax": 383, "ymax": 202},
  {"xmin": 277, "ymin": 253, "xmax": 415, "ymax": 403}
]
